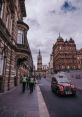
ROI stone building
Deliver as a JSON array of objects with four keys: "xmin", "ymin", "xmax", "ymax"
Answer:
[
  {"xmin": 36, "ymin": 50, "xmax": 43, "ymax": 77},
  {"xmin": 0, "ymin": 0, "xmax": 33, "ymax": 92},
  {"xmin": 53, "ymin": 35, "xmax": 78, "ymax": 72},
  {"xmin": 77, "ymin": 48, "xmax": 82, "ymax": 70},
  {"xmin": 36, "ymin": 50, "xmax": 48, "ymax": 78},
  {"xmin": 42, "ymin": 65, "xmax": 48, "ymax": 78},
  {"xmin": 16, "ymin": 20, "xmax": 33, "ymax": 82},
  {"xmin": 48, "ymin": 53, "xmax": 54, "ymax": 74}
]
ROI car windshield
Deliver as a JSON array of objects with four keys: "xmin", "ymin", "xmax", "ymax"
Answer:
[{"xmin": 57, "ymin": 75, "xmax": 70, "ymax": 83}]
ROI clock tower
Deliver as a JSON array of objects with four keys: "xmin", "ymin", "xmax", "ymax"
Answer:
[{"xmin": 37, "ymin": 50, "xmax": 42, "ymax": 71}]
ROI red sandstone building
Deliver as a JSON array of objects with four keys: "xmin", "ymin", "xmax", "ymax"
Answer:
[
  {"xmin": 77, "ymin": 48, "xmax": 82, "ymax": 70},
  {"xmin": 53, "ymin": 35, "xmax": 78, "ymax": 72}
]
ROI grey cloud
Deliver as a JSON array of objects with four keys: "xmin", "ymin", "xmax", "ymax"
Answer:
[{"xmin": 61, "ymin": 1, "xmax": 77, "ymax": 13}]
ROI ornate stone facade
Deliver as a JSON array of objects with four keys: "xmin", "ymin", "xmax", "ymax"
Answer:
[
  {"xmin": 77, "ymin": 49, "xmax": 82, "ymax": 70},
  {"xmin": 16, "ymin": 20, "xmax": 33, "ymax": 83},
  {"xmin": 36, "ymin": 50, "xmax": 43, "ymax": 77},
  {"xmin": 0, "ymin": 0, "xmax": 33, "ymax": 92},
  {"xmin": 37, "ymin": 50, "xmax": 42, "ymax": 71},
  {"xmin": 36, "ymin": 50, "xmax": 48, "ymax": 78},
  {"xmin": 53, "ymin": 36, "xmax": 78, "ymax": 72}
]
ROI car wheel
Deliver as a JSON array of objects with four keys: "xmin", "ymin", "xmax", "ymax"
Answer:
[
  {"xmin": 51, "ymin": 88, "xmax": 54, "ymax": 92},
  {"xmin": 72, "ymin": 93, "xmax": 76, "ymax": 97}
]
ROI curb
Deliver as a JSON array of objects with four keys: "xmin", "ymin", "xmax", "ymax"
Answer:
[{"xmin": 36, "ymin": 85, "xmax": 50, "ymax": 117}]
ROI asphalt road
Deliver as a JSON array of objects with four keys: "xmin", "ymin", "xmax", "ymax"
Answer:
[{"xmin": 39, "ymin": 78, "xmax": 82, "ymax": 117}]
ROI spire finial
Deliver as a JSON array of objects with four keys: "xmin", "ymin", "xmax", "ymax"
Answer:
[
  {"xmin": 39, "ymin": 49, "xmax": 40, "ymax": 55},
  {"xmin": 59, "ymin": 32, "xmax": 60, "ymax": 37}
]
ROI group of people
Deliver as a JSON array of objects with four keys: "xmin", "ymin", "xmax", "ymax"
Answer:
[{"xmin": 21, "ymin": 75, "xmax": 36, "ymax": 94}]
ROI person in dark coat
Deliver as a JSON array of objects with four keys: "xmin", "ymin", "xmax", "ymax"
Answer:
[
  {"xmin": 26, "ymin": 76, "xmax": 30, "ymax": 89},
  {"xmin": 29, "ymin": 77, "xmax": 34, "ymax": 93}
]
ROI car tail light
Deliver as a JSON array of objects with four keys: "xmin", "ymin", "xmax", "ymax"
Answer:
[{"xmin": 58, "ymin": 85, "xmax": 64, "ymax": 91}]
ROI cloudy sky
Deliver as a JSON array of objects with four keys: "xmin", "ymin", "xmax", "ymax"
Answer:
[{"xmin": 24, "ymin": 0, "xmax": 82, "ymax": 67}]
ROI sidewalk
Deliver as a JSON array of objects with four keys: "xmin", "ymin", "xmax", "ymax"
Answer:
[{"xmin": 0, "ymin": 84, "xmax": 50, "ymax": 117}]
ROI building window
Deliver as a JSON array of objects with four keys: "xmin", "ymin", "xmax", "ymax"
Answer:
[
  {"xmin": 67, "ymin": 65, "xmax": 70, "ymax": 69},
  {"xmin": 6, "ymin": 14, "xmax": 9, "ymax": 28},
  {"xmin": 59, "ymin": 46, "xmax": 62, "ymax": 50},
  {"xmin": 17, "ymin": 30, "xmax": 24, "ymax": 44},
  {"xmin": 10, "ymin": 18, "xmax": 12, "ymax": 34},
  {"xmin": 0, "ymin": 0, "xmax": 3, "ymax": 18},
  {"xmin": 0, "ymin": 54, "xmax": 4, "ymax": 75}
]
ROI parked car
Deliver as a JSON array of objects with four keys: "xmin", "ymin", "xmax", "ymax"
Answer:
[{"xmin": 51, "ymin": 73, "xmax": 76, "ymax": 96}]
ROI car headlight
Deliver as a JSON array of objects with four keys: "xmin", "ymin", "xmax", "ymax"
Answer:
[{"xmin": 70, "ymin": 84, "xmax": 75, "ymax": 88}]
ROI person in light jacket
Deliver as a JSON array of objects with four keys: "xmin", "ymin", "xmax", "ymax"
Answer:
[{"xmin": 22, "ymin": 75, "xmax": 27, "ymax": 93}]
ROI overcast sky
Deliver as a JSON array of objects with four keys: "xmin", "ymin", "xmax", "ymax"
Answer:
[{"xmin": 24, "ymin": 0, "xmax": 82, "ymax": 67}]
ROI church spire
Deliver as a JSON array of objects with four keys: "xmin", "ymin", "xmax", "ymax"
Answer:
[
  {"xmin": 37, "ymin": 49, "xmax": 42, "ymax": 71},
  {"xmin": 59, "ymin": 32, "xmax": 60, "ymax": 38},
  {"xmin": 39, "ymin": 49, "xmax": 41, "ymax": 56}
]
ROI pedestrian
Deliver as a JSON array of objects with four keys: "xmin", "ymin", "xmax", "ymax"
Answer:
[
  {"xmin": 26, "ymin": 75, "xmax": 30, "ymax": 89},
  {"xmin": 22, "ymin": 74, "xmax": 27, "ymax": 93},
  {"xmin": 29, "ymin": 76, "xmax": 34, "ymax": 94}
]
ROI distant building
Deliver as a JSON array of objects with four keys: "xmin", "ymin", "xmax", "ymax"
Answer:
[
  {"xmin": 53, "ymin": 35, "xmax": 78, "ymax": 72},
  {"xmin": 37, "ymin": 50, "xmax": 42, "ymax": 71},
  {"xmin": 32, "ymin": 65, "xmax": 36, "ymax": 76},
  {"xmin": 48, "ymin": 54, "xmax": 54, "ymax": 74},
  {"xmin": 42, "ymin": 65, "xmax": 48, "ymax": 77},
  {"xmin": 77, "ymin": 48, "xmax": 82, "ymax": 70},
  {"xmin": 36, "ymin": 50, "xmax": 48, "ymax": 78},
  {"xmin": 36, "ymin": 50, "xmax": 43, "ymax": 77}
]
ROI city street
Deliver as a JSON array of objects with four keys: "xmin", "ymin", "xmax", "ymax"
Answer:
[{"xmin": 39, "ymin": 78, "xmax": 82, "ymax": 117}]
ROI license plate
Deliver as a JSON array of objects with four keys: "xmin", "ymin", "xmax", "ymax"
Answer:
[{"xmin": 65, "ymin": 91, "xmax": 72, "ymax": 94}]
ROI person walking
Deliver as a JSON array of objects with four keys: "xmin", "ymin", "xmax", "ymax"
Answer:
[
  {"xmin": 29, "ymin": 76, "xmax": 34, "ymax": 94},
  {"xmin": 26, "ymin": 75, "xmax": 30, "ymax": 89},
  {"xmin": 22, "ymin": 75, "xmax": 27, "ymax": 93}
]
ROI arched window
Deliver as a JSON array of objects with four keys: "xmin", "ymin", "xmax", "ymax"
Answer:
[{"xmin": 17, "ymin": 30, "xmax": 24, "ymax": 44}]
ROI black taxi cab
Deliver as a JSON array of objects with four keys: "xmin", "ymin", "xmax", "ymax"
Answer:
[{"xmin": 51, "ymin": 73, "xmax": 76, "ymax": 96}]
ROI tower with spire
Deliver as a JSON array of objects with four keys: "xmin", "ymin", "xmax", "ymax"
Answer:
[{"xmin": 37, "ymin": 50, "xmax": 42, "ymax": 71}]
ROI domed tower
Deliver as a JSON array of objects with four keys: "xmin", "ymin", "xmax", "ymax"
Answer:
[{"xmin": 37, "ymin": 50, "xmax": 42, "ymax": 71}]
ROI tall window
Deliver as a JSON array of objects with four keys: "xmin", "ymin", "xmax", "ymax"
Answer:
[
  {"xmin": 0, "ymin": 0, "xmax": 3, "ymax": 18},
  {"xmin": 17, "ymin": 30, "xmax": 24, "ymax": 44},
  {"xmin": 0, "ymin": 54, "xmax": 4, "ymax": 75}
]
